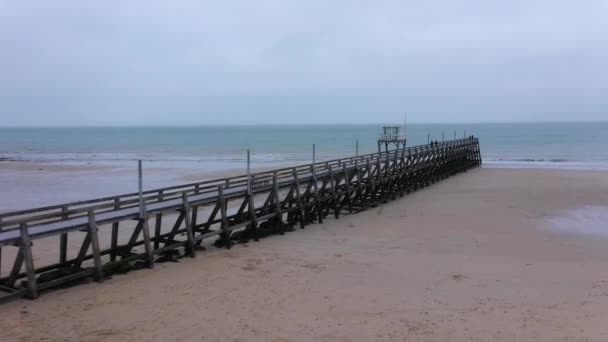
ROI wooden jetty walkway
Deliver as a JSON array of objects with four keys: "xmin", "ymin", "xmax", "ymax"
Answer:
[{"xmin": 0, "ymin": 138, "xmax": 481, "ymax": 302}]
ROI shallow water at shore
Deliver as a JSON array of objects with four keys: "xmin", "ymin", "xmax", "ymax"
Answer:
[
  {"xmin": 0, "ymin": 161, "xmax": 252, "ymax": 212},
  {"xmin": 546, "ymin": 206, "xmax": 608, "ymax": 237}
]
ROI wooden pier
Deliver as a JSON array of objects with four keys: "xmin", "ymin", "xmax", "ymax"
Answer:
[{"xmin": 0, "ymin": 138, "xmax": 481, "ymax": 302}]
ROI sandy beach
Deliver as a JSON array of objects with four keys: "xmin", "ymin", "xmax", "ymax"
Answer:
[
  {"xmin": 1, "ymin": 167, "xmax": 608, "ymax": 341},
  {"xmin": 3, "ymin": 0, "xmax": 607, "ymax": 340}
]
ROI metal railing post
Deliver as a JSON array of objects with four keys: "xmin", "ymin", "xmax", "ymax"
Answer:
[
  {"xmin": 138, "ymin": 160, "xmax": 144, "ymax": 218},
  {"xmin": 247, "ymin": 149, "xmax": 251, "ymax": 194}
]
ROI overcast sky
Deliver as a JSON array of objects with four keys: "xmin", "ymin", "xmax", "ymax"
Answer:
[{"xmin": 0, "ymin": 1, "xmax": 606, "ymax": 126}]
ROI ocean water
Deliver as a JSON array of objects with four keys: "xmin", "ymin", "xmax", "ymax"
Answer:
[{"xmin": 1, "ymin": 122, "xmax": 608, "ymax": 171}]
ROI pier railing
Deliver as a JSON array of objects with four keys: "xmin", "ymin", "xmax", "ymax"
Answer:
[{"xmin": 0, "ymin": 137, "xmax": 481, "ymax": 301}]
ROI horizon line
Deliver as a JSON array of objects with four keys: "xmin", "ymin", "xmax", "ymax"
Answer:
[{"xmin": 1, "ymin": 120, "xmax": 608, "ymax": 128}]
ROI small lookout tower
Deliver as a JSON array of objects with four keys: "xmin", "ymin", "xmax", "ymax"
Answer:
[{"xmin": 378, "ymin": 125, "xmax": 406, "ymax": 153}]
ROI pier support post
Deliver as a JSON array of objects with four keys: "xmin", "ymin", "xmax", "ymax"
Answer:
[
  {"xmin": 342, "ymin": 163, "xmax": 353, "ymax": 213},
  {"xmin": 312, "ymin": 168, "xmax": 323, "ymax": 223},
  {"xmin": 355, "ymin": 162, "xmax": 366, "ymax": 208},
  {"xmin": 111, "ymin": 199, "xmax": 120, "ymax": 261},
  {"xmin": 292, "ymin": 170, "xmax": 306, "ymax": 229},
  {"xmin": 272, "ymin": 174, "xmax": 284, "ymax": 234},
  {"xmin": 247, "ymin": 184, "xmax": 259, "ymax": 241},
  {"xmin": 218, "ymin": 186, "xmax": 232, "ymax": 248},
  {"xmin": 181, "ymin": 193, "xmax": 196, "ymax": 258},
  {"xmin": 87, "ymin": 211, "xmax": 104, "ymax": 283},
  {"xmin": 20, "ymin": 223, "xmax": 38, "ymax": 299},
  {"xmin": 7, "ymin": 248, "xmax": 23, "ymax": 288},
  {"xmin": 328, "ymin": 165, "xmax": 339, "ymax": 218},
  {"xmin": 376, "ymin": 158, "xmax": 387, "ymax": 204},
  {"xmin": 138, "ymin": 160, "xmax": 144, "ymax": 219},
  {"xmin": 136, "ymin": 160, "xmax": 154, "ymax": 267},
  {"xmin": 311, "ymin": 145, "xmax": 323, "ymax": 223},
  {"xmin": 154, "ymin": 191, "xmax": 163, "ymax": 250},
  {"xmin": 141, "ymin": 216, "xmax": 154, "ymax": 269},
  {"xmin": 60, "ymin": 206, "xmax": 68, "ymax": 263}
]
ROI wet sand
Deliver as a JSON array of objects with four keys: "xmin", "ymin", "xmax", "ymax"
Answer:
[
  {"xmin": 0, "ymin": 161, "xmax": 262, "ymax": 212},
  {"xmin": 2, "ymin": 168, "xmax": 608, "ymax": 341}
]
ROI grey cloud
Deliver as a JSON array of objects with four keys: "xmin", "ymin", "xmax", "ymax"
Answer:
[{"xmin": 0, "ymin": 1, "xmax": 607, "ymax": 125}]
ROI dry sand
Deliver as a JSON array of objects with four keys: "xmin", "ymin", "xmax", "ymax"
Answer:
[{"xmin": 2, "ymin": 167, "xmax": 608, "ymax": 341}]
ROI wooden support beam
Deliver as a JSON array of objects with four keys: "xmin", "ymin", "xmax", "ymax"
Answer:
[
  {"xmin": 300, "ymin": 180, "xmax": 314, "ymax": 221},
  {"xmin": 218, "ymin": 186, "xmax": 232, "ymax": 249},
  {"xmin": 366, "ymin": 158, "xmax": 376, "ymax": 205},
  {"xmin": 6, "ymin": 247, "xmax": 23, "ymax": 288},
  {"xmin": 124, "ymin": 219, "xmax": 144, "ymax": 254},
  {"xmin": 311, "ymin": 167, "xmax": 323, "ymax": 223},
  {"xmin": 111, "ymin": 199, "xmax": 120, "ymax": 261},
  {"xmin": 20, "ymin": 223, "xmax": 38, "ymax": 299},
  {"xmin": 292, "ymin": 170, "xmax": 306, "ymax": 229},
  {"xmin": 328, "ymin": 165, "xmax": 339, "ymax": 218},
  {"xmin": 341, "ymin": 163, "xmax": 353, "ymax": 214},
  {"xmin": 153, "ymin": 191, "xmax": 164, "ymax": 250},
  {"xmin": 74, "ymin": 233, "xmax": 92, "ymax": 268},
  {"xmin": 141, "ymin": 217, "xmax": 154, "ymax": 269},
  {"xmin": 261, "ymin": 188, "xmax": 275, "ymax": 210},
  {"xmin": 59, "ymin": 206, "xmax": 69, "ymax": 263},
  {"xmin": 181, "ymin": 193, "xmax": 196, "ymax": 258},
  {"xmin": 165, "ymin": 211, "xmax": 185, "ymax": 245},
  {"xmin": 247, "ymin": 188, "xmax": 259, "ymax": 241},
  {"xmin": 87, "ymin": 211, "xmax": 104, "ymax": 283},
  {"xmin": 191, "ymin": 205, "xmax": 199, "ymax": 232},
  {"xmin": 272, "ymin": 174, "xmax": 284, "ymax": 234},
  {"xmin": 376, "ymin": 158, "xmax": 387, "ymax": 204},
  {"xmin": 200, "ymin": 202, "xmax": 220, "ymax": 233},
  {"xmin": 235, "ymin": 196, "xmax": 249, "ymax": 219}
]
